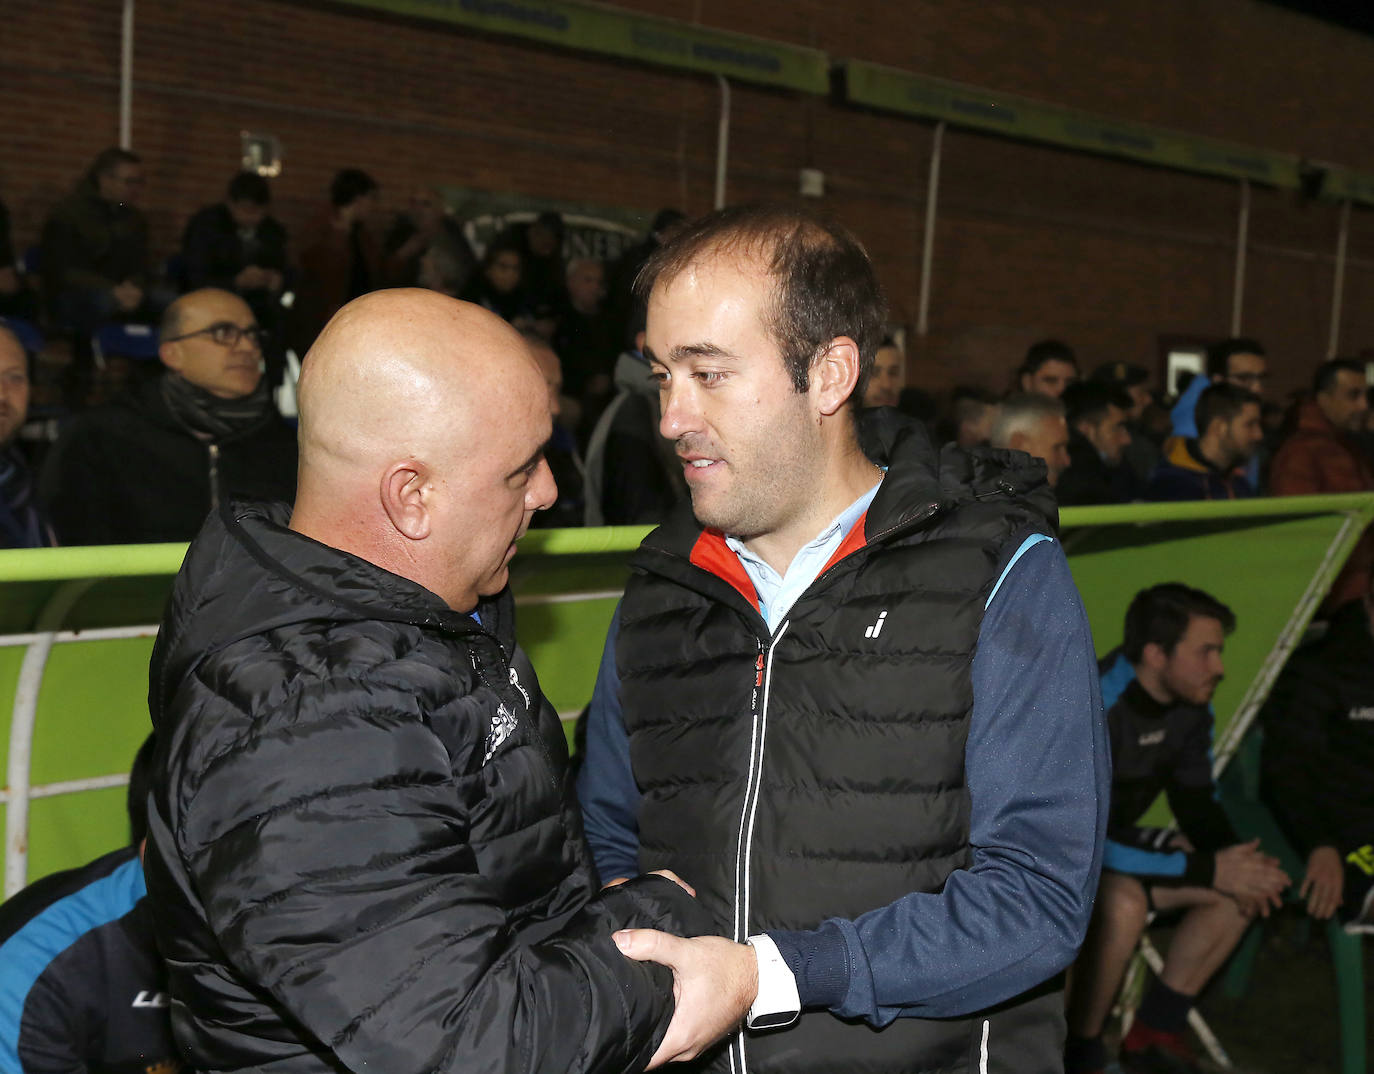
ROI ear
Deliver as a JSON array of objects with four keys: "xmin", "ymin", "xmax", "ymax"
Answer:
[
  {"xmin": 812, "ymin": 336, "xmax": 861, "ymax": 417},
  {"xmin": 1141, "ymin": 641, "xmax": 1168, "ymax": 672},
  {"xmin": 380, "ymin": 460, "xmax": 432, "ymax": 541},
  {"xmin": 1006, "ymin": 430, "xmax": 1028, "ymax": 453},
  {"xmin": 158, "ymin": 341, "xmax": 182, "ymax": 375}
]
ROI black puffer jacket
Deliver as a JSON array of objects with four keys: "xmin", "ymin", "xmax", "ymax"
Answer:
[
  {"xmin": 44, "ymin": 377, "xmax": 298, "ymax": 546},
  {"xmin": 143, "ymin": 501, "xmax": 707, "ymax": 1074}
]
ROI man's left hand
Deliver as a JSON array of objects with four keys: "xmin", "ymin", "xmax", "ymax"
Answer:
[{"xmin": 613, "ymin": 930, "xmax": 757, "ymax": 1068}]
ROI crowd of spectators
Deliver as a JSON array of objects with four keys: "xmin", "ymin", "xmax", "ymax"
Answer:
[{"xmin": 1, "ymin": 153, "xmax": 1373, "ymax": 1074}]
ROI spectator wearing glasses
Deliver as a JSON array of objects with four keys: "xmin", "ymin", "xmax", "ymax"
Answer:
[{"xmin": 43, "ymin": 288, "xmax": 297, "ymax": 545}]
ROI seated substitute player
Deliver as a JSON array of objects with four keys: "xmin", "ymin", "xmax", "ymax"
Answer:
[
  {"xmin": 1066, "ymin": 584, "xmax": 1289, "ymax": 1074},
  {"xmin": 1261, "ymin": 570, "xmax": 1374, "ymax": 932},
  {"xmin": 0, "ymin": 737, "xmax": 185, "ymax": 1074}
]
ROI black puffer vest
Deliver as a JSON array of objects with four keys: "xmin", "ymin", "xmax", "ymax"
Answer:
[{"xmin": 618, "ymin": 416, "xmax": 1062, "ymax": 1073}]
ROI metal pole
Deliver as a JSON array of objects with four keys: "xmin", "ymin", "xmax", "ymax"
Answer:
[
  {"xmin": 1230, "ymin": 179, "xmax": 1250, "ymax": 336},
  {"xmin": 119, "ymin": 0, "xmax": 134, "ymax": 148},
  {"xmin": 1327, "ymin": 199, "xmax": 1351, "ymax": 359},
  {"xmin": 917, "ymin": 122, "xmax": 945, "ymax": 336},
  {"xmin": 714, "ymin": 75, "xmax": 730, "ymax": 211}
]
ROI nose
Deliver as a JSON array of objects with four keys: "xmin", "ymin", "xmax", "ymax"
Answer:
[
  {"xmin": 527, "ymin": 457, "xmax": 557, "ymax": 513},
  {"xmin": 659, "ymin": 380, "xmax": 700, "ymax": 441}
]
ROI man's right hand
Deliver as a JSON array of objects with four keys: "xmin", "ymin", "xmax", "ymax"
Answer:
[
  {"xmin": 1299, "ymin": 845, "xmax": 1344, "ymax": 920},
  {"xmin": 1214, "ymin": 839, "xmax": 1288, "ymax": 915},
  {"xmin": 613, "ymin": 930, "xmax": 757, "ymax": 1068}
]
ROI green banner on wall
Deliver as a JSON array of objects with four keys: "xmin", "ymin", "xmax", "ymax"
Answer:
[
  {"xmin": 1320, "ymin": 164, "xmax": 1374, "ymax": 207},
  {"xmin": 326, "ymin": 0, "xmax": 829, "ymax": 93},
  {"xmin": 842, "ymin": 59, "xmax": 1305, "ymax": 190}
]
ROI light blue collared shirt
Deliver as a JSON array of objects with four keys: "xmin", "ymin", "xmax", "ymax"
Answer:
[{"xmin": 726, "ymin": 480, "xmax": 882, "ymax": 632}]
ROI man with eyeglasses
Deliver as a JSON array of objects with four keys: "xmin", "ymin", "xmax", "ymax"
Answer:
[{"xmin": 43, "ymin": 287, "xmax": 297, "ymax": 544}]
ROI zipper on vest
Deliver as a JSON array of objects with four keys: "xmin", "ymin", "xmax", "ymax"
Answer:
[
  {"xmin": 730, "ymin": 625, "xmax": 788, "ymax": 1074},
  {"xmin": 208, "ymin": 442, "xmax": 221, "ymax": 511}
]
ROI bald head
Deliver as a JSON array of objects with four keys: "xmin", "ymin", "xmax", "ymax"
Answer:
[{"xmin": 292, "ymin": 289, "xmax": 557, "ymax": 610}]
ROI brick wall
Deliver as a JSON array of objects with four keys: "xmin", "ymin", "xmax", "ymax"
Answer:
[{"xmin": 6, "ymin": 0, "xmax": 1374, "ymax": 397}]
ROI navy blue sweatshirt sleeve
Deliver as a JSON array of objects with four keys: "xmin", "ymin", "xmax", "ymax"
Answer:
[
  {"xmin": 768, "ymin": 538, "xmax": 1110, "ymax": 1023},
  {"xmin": 575, "ymin": 607, "xmax": 643, "ymax": 884}
]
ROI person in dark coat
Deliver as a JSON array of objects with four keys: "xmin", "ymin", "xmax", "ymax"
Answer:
[
  {"xmin": 40, "ymin": 147, "xmax": 170, "ymax": 334},
  {"xmin": 181, "ymin": 172, "xmax": 290, "ymax": 386},
  {"xmin": 142, "ymin": 289, "xmax": 710, "ymax": 1074},
  {"xmin": 1146, "ymin": 383, "xmax": 1262, "ymax": 502},
  {"xmin": 1057, "ymin": 381, "xmax": 1136, "ymax": 506},
  {"xmin": 0, "ymin": 324, "xmax": 53, "ymax": 547},
  {"xmin": 43, "ymin": 288, "xmax": 297, "ymax": 544},
  {"xmin": 0, "ymin": 738, "xmax": 181, "ymax": 1074},
  {"xmin": 1261, "ymin": 572, "xmax": 1374, "ymax": 932}
]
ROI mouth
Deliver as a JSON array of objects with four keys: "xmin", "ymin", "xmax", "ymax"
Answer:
[{"xmin": 679, "ymin": 453, "xmax": 724, "ymax": 479}]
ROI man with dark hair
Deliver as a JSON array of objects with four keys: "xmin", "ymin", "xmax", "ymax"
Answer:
[
  {"xmin": 1261, "ymin": 569, "xmax": 1374, "ymax": 932},
  {"xmin": 1068, "ymin": 584, "xmax": 1289, "ymax": 1074},
  {"xmin": 862, "ymin": 338, "xmax": 905, "ymax": 408},
  {"xmin": 1147, "ymin": 383, "xmax": 1262, "ymax": 501},
  {"xmin": 181, "ymin": 172, "xmax": 291, "ymax": 385},
  {"xmin": 1091, "ymin": 361, "xmax": 1159, "ymax": 483},
  {"xmin": 1018, "ymin": 338, "xmax": 1079, "ymax": 398},
  {"xmin": 44, "ymin": 288, "xmax": 297, "ymax": 544},
  {"xmin": 144, "ymin": 289, "xmax": 708, "ymax": 1074},
  {"xmin": 0, "ymin": 736, "xmax": 183, "ymax": 1074},
  {"xmin": 40, "ymin": 147, "xmax": 167, "ymax": 336},
  {"xmin": 1170, "ymin": 339, "xmax": 1266, "ymax": 439},
  {"xmin": 0, "ymin": 325, "xmax": 52, "ymax": 548},
  {"xmin": 384, "ymin": 187, "xmax": 478, "ymax": 297},
  {"xmin": 293, "ymin": 168, "xmax": 383, "ymax": 352},
  {"xmin": 578, "ymin": 204, "xmax": 1109, "ymax": 1072},
  {"xmin": 1270, "ymin": 358, "xmax": 1373, "ymax": 610},
  {"xmin": 989, "ymin": 392, "xmax": 1069, "ymax": 485},
  {"xmin": 1056, "ymin": 381, "xmax": 1135, "ymax": 506}
]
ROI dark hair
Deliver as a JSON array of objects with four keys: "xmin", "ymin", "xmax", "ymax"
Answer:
[
  {"xmin": 330, "ymin": 168, "xmax": 378, "ymax": 209},
  {"xmin": 1205, "ymin": 338, "xmax": 1265, "ymax": 380},
  {"xmin": 1020, "ymin": 339, "xmax": 1078, "ymax": 377},
  {"xmin": 1062, "ymin": 381, "xmax": 1130, "ymax": 427},
  {"xmin": 227, "ymin": 171, "xmax": 271, "ymax": 205},
  {"xmin": 1313, "ymin": 357, "xmax": 1365, "ymax": 395},
  {"xmin": 1122, "ymin": 583, "xmax": 1235, "ymax": 663},
  {"xmin": 1195, "ymin": 382, "xmax": 1260, "ymax": 436},
  {"xmin": 635, "ymin": 202, "xmax": 888, "ymax": 404},
  {"xmin": 126, "ymin": 734, "xmax": 156, "ymax": 846},
  {"xmin": 87, "ymin": 147, "xmax": 140, "ymax": 184}
]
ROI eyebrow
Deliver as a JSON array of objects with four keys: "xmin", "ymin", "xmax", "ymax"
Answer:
[
  {"xmin": 643, "ymin": 342, "xmax": 738, "ymax": 365},
  {"xmin": 504, "ymin": 439, "xmax": 549, "ymax": 481}
]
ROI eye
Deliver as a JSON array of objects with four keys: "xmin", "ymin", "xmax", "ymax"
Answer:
[{"xmin": 695, "ymin": 370, "xmax": 728, "ymax": 386}]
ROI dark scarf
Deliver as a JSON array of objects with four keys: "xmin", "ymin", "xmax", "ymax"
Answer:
[
  {"xmin": 0, "ymin": 445, "xmax": 51, "ymax": 548},
  {"xmin": 160, "ymin": 372, "xmax": 275, "ymax": 443}
]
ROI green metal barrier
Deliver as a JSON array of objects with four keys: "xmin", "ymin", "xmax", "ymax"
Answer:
[{"xmin": 4, "ymin": 495, "xmax": 1372, "ymax": 893}]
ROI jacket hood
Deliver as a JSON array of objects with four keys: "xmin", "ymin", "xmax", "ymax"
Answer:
[
  {"xmin": 612, "ymin": 350, "xmax": 656, "ymax": 396},
  {"xmin": 1161, "ymin": 435, "xmax": 1211, "ymax": 474},
  {"xmin": 149, "ymin": 500, "xmax": 506, "ymax": 732},
  {"xmin": 861, "ymin": 407, "xmax": 1057, "ymax": 539}
]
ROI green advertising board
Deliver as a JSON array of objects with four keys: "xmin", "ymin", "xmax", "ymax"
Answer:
[
  {"xmin": 326, "ymin": 0, "xmax": 828, "ymax": 93},
  {"xmin": 841, "ymin": 59, "xmax": 1305, "ymax": 190},
  {"xmin": 3, "ymin": 495, "xmax": 1372, "ymax": 890}
]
